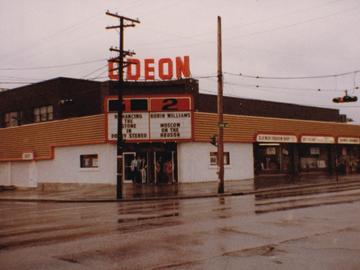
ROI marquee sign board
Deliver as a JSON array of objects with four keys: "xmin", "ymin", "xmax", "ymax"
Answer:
[
  {"xmin": 106, "ymin": 96, "xmax": 193, "ymax": 142},
  {"xmin": 150, "ymin": 112, "xmax": 192, "ymax": 140}
]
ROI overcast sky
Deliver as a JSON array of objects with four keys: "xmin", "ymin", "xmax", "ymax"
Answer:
[{"xmin": 1, "ymin": 0, "xmax": 360, "ymax": 122}]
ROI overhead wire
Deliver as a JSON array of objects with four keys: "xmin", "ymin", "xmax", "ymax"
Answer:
[
  {"xmin": 202, "ymin": 73, "xmax": 348, "ymax": 93},
  {"xmin": 225, "ymin": 3, "xmax": 360, "ymax": 41},
  {"xmin": 224, "ymin": 70, "xmax": 360, "ymax": 80},
  {"xmin": 133, "ymin": 1, "xmax": 358, "ymax": 51},
  {"xmin": 0, "ymin": 59, "xmax": 106, "ymax": 71},
  {"xmin": 82, "ymin": 64, "xmax": 108, "ymax": 79},
  {"xmin": 223, "ymin": 80, "xmax": 342, "ymax": 93},
  {"xmin": 1, "ymin": 14, "xmax": 104, "ymax": 65},
  {"xmin": 223, "ymin": 0, "xmax": 342, "ymax": 33},
  {"xmin": 135, "ymin": 0, "xmax": 343, "ymax": 49}
]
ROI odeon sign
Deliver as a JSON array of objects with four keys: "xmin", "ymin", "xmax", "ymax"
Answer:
[{"xmin": 108, "ymin": 56, "xmax": 191, "ymax": 81}]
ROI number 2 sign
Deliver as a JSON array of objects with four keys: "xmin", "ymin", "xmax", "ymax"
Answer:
[{"xmin": 150, "ymin": 97, "xmax": 191, "ymax": 112}]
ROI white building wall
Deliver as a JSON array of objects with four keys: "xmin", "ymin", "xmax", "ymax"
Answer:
[
  {"xmin": 0, "ymin": 162, "xmax": 11, "ymax": 186},
  {"xmin": 177, "ymin": 142, "xmax": 254, "ymax": 183},
  {"xmin": 37, "ymin": 144, "xmax": 116, "ymax": 184},
  {"xmin": 0, "ymin": 144, "xmax": 116, "ymax": 187},
  {"xmin": 1, "ymin": 142, "xmax": 254, "ymax": 187},
  {"xmin": 10, "ymin": 162, "xmax": 33, "ymax": 187}
]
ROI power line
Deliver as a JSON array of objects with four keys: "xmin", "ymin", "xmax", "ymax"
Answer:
[
  {"xmin": 193, "ymin": 74, "xmax": 217, "ymax": 79},
  {"xmin": 0, "ymin": 59, "xmax": 106, "ymax": 71},
  {"xmin": 224, "ymin": 70, "xmax": 360, "ymax": 80},
  {"xmin": 225, "ymin": 4, "xmax": 360, "ymax": 41},
  {"xmin": 133, "ymin": 0, "xmax": 344, "ymax": 50},
  {"xmin": 223, "ymin": 0, "xmax": 342, "ymax": 33},
  {"xmin": 223, "ymin": 80, "xmax": 342, "ymax": 93},
  {"xmin": 82, "ymin": 64, "xmax": 108, "ymax": 79},
  {"xmin": 1, "ymin": 14, "xmax": 103, "ymax": 65},
  {"xmin": 0, "ymin": 82, "xmax": 35, "ymax": 84}
]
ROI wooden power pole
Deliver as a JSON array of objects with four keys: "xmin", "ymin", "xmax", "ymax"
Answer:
[
  {"xmin": 217, "ymin": 16, "xmax": 225, "ymax": 194},
  {"xmin": 106, "ymin": 11, "xmax": 140, "ymax": 199}
]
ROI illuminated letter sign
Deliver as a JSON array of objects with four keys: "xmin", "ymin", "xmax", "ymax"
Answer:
[
  {"xmin": 126, "ymin": 59, "xmax": 141, "ymax": 80},
  {"xmin": 108, "ymin": 56, "xmax": 191, "ymax": 81}
]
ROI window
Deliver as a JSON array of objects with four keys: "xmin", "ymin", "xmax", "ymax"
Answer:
[
  {"xmin": 34, "ymin": 105, "xmax": 53, "ymax": 122},
  {"xmin": 210, "ymin": 152, "xmax": 230, "ymax": 166},
  {"xmin": 4, "ymin": 111, "xmax": 21, "ymax": 127},
  {"xmin": 80, "ymin": 154, "xmax": 99, "ymax": 168}
]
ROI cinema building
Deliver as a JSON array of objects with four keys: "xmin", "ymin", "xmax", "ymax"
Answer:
[{"xmin": 1, "ymin": 77, "xmax": 360, "ymax": 188}]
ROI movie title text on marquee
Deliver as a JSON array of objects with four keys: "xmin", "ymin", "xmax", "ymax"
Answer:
[
  {"xmin": 150, "ymin": 112, "xmax": 191, "ymax": 139},
  {"xmin": 109, "ymin": 113, "xmax": 149, "ymax": 141},
  {"xmin": 106, "ymin": 96, "xmax": 192, "ymax": 142}
]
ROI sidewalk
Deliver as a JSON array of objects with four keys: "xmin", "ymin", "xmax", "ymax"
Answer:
[{"xmin": 0, "ymin": 174, "xmax": 359, "ymax": 202}]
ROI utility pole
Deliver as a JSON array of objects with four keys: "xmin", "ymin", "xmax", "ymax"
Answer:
[
  {"xmin": 217, "ymin": 16, "xmax": 225, "ymax": 194},
  {"xmin": 106, "ymin": 11, "xmax": 140, "ymax": 199}
]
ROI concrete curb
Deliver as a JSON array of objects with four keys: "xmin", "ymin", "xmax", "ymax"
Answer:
[
  {"xmin": 0, "ymin": 179, "xmax": 359, "ymax": 203},
  {"xmin": 0, "ymin": 191, "xmax": 245, "ymax": 203}
]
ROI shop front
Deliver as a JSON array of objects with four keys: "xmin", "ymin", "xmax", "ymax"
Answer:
[
  {"xmin": 105, "ymin": 95, "xmax": 193, "ymax": 185},
  {"xmin": 336, "ymin": 137, "xmax": 360, "ymax": 175},
  {"xmin": 299, "ymin": 135, "xmax": 335, "ymax": 175},
  {"xmin": 254, "ymin": 134, "xmax": 297, "ymax": 175},
  {"xmin": 123, "ymin": 143, "xmax": 177, "ymax": 184}
]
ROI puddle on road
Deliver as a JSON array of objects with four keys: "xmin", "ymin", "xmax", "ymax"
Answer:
[
  {"xmin": 217, "ymin": 227, "xmax": 267, "ymax": 238},
  {"xmin": 57, "ymin": 256, "xmax": 79, "ymax": 264},
  {"xmin": 117, "ymin": 212, "xmax": 179, "ymax": 223},
  {"xmin": 224, "ymin": 244, "xmax": 287, "ymax": 258}
]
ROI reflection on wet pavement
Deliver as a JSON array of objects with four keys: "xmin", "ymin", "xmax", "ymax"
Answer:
[{"xmin": 1, "ymin": 189, "xmax": 360, "ymax": 269}]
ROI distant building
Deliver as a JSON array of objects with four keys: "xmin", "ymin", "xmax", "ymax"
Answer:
[{"xmin": 1, "ymin": 77, "xmax": 359, "ymax": 188}]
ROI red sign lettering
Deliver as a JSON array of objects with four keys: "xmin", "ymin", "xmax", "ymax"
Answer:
[{"xmin": 108, "ymin": 56, "xmax": 191, "ymax": 81}]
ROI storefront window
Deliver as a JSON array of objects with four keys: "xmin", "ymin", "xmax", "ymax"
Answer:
[
  {"xmin": 299, "ymin": 145, "xmax": 328, "ymax": 172},
  {"xmin": 337, "ymin": 145, "xmax": 360, "ymax": 174},
  {"xmin": 255, "ymin": 144, "xmax": 292, "ymax": 174}
]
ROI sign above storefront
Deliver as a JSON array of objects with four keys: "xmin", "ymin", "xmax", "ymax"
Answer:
[
  {"xmin": 108, "ymin": 56, "xmax": 190, "ymax": 81},
  {"xmin": 301, "ymin": 135, "xmax": 335, "ymax": 144},
  {"xmin": 256, "ymin": 134, "xmax": 297, "ymax": 143},
  {"xmin": 106, "ymin": 95, "xmax": 193, "ymax": 142},
  {"xmin": 338, "ymin": 137, "xmax": 360, "ymax": 144}
]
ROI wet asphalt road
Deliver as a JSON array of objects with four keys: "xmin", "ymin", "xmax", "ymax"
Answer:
[{"xmin": 1, "ymin": 189, "xmax": 360, "ymax": 269}]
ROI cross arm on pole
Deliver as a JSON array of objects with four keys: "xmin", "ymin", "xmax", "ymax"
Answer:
[{"xmin": 105, "ymin": 11, "xmax": 140, "ymax": 24}]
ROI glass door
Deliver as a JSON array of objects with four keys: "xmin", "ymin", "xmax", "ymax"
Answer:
[
  {"xmin": 123, "ymin": 152, "xmax": 136, "ymax": 182},
  {"xmin": 154, "ymin": 151, "xmax": 175, "ymax": 184}
]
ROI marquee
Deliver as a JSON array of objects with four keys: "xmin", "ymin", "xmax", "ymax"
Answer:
[{"xmin": 105, "ymin": 95, "xmax": 193, "ymax": 142}]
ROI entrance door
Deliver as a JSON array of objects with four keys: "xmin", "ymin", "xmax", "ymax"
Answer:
[
  {"xmin": 123, "ymin": 152, "xmax": 136, "ymax": 182},
  {"xmin": 154, "ymin": 151, "xmax": 176, "ymax": 184}
]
